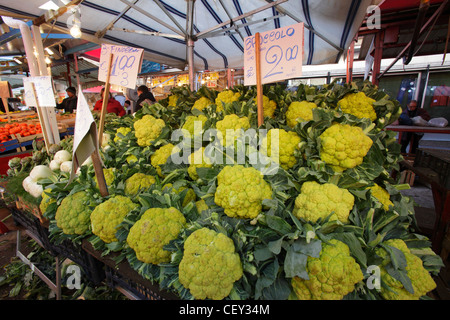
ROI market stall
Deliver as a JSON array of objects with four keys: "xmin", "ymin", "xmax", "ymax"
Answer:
[{"xmin": 0, "ymin": 0, "xmax": 448, "ymax": 303}]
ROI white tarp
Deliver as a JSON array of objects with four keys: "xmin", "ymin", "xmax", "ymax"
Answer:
[{"xmin": 0, "ymin": 0, "xmax": 376, "ymax": 71}]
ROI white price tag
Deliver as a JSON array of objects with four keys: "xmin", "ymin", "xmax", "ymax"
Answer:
[
  {"xmin": 244, "ymin": 23, "xmax": 304, "ymax": 86},
  {"xmin": 23, "ymin": 76, "xmax": 56, "ymax": 107},
  {"xmin": 98, "ymin": 44, "xmax": 144, "ymax": 89}
]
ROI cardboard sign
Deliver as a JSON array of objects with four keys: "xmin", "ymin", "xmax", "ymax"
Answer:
[
  {"xmin": 69, "ymin": 85, "xmax": 98, "ymax": 184},
  {"xmin": 244, "ymin": 23, "xmax": 304, "ymax": 86},
  {"xmin": 23, "ymin": 76, "xmax": 56, "ymax": 107},
  {"xmin": 98, "ymin": 44, "xmax": 144, "ymax": 89}
]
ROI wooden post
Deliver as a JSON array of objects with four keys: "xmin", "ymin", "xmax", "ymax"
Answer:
[
  {"xmin": 255, "ymin": 32, "xmax": 264, "ymax": 127},
  {"xmin": 91, "ymin": 149, "xmax": 108, "ymax": 197},
  {"xmin": 98, "ymin": 53, "xmax": 114, "ymax": 142}
]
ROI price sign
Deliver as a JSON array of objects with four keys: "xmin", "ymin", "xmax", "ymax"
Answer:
[
  {"xmin": 98, "ymin": 44, "xmax": 144, "ymax": 89},
  {"xmin": 23, "ymin": 76, "xmax": 56, "ymax": 107},
  {"xmin": 244, "ymin": 23, "xmax": 304, "ymax": 86}
]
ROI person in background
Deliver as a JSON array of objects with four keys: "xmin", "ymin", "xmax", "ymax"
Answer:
[
  {"xmin": 135, "ymin": 85, "xmax": 156, "ymax": 112},
  {"xmin": 114, "ymin": 93, "xmax": 126, "ymax": 106},
  {"xmin": 94, "ymin": 88, "xmax": 126, "ymax": 117},
  {"xmin": 124, "ymin": 100, "xmax": 131, "ymax": 115},
  {"xmin": 56, "ymin": 86, "xmax": 77, "ymax": 113},
  {"xmin": 398, "ymin": 99, "xmax": 431, "ymax": 154}
]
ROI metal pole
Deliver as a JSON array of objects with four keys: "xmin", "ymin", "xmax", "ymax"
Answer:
[{"xmin": 186, "ymin": 0, "xmax": 196, "ymax": 91}]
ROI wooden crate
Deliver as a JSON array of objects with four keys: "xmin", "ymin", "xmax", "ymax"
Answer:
[{"xmin": 15, "ymin": 195, "xmax": 48, "ymax": 226}]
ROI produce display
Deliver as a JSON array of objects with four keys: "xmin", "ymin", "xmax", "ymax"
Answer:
[
  {"xmin": 0, "ymin": 122, "xmax": 42, "ymax": 142},
  {"xmin": 3, "ymin": 80, "xmax": 445, "ymax": 300}
]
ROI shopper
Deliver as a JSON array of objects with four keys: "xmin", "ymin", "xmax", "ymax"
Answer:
[
  {"xmin": 124, "ymin": 100, "xmax": 131, "ymax": 114},
  {"xmin": 135, "ymin": 85, "xmax": 156, "ymax": 112},
  {"xmin": 56, "ymin": 86, "xmax": 77, "ymax": 113},
  {"xmin": 93, "ymin": 88, "xmax": 126, "ymax": 117},
  {"xmin": 398, "ymin": 100, "xmax": 430, "ymax": 154}
]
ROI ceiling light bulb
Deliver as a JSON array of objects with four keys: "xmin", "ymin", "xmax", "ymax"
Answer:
[
  {"xmin": 45, "ymin": 57, "xmax": 52, "ymax": 64},
  {"xmin": 70, "ymin": 25, "xmax": 82, "ymax": 38}
]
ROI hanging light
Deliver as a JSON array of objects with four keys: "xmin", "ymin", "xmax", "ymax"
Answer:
[
  {"xmin": 70, "ymin": 24, "xmax": 82, "ymax": 38},
  {"xmin": 45, "ymin": 56, "xmax": 52, "ymax": 64}
]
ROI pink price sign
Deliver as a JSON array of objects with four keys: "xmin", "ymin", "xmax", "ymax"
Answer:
[{"xmin": 244, "ymin": 23, "xmax": 304, "ymax": 86}]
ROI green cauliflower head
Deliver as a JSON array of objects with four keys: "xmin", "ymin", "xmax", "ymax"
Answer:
[
  {"xmin": 338, "ymin": 92, "xmax": 377, "ymax": 121},
  {"xmin": 215, "ymin": 90, "xmax": 241, "ymax": 112},
  {"xmin": 90, "ymin": 195, "xmax": 139, "ymax": 243},
  {"xmin": 192, "ymin": 96, "xmax": 213, "ymax": 112},
  {"xmin": 291, "ymin": 239, "xmax": 364, "ymax": 300},
  {"xmin": 127, "ymin": 207, "xmax": 186, "ymax": 264},
  {"xmin": 293, "ymin": 181, "xmax": 355, "ymax": 224},
  {"xmin": 40, "ymin": 188, "xmax": 56, "ymax": 215},
  {"xmin": 214, "ymin": 165, "xmax": 272, "ymax": 219},
  {"xmin": 55, "ymin": 191, "xmax": 94, "ymax": 235},
  {"xmin": 150, "ymin": 143, "xmax": 177, "ymax": 177},
  {"xmin": 114, "ymin": 127, "xmax": 132, "ymax": 142},
  {"xmin": 179, "ymin": 227, "xmax": 243, "ymax": 300},
  {"xmin": 168, "ymin": 94, "xmax": 179, "ymax": 107},
  {"xmin": 319, "ymin": 123, "xmax": 373, "ymax": 172},
  {"xmin": 260, "ymin": 128, "xmax": 301, "ymax": 170},
  {"xmin": 182, "ymin": 115, "xmax": 208, "ymax": 138},
  {"xmin": 253, "ymin": 95, "xmax": 277, "ymax": 118},
  {"xmin": 367, "ymin": 183, "xmax": 394, "ymax": 211},
  {"xmin": 162, "ymin": 183, "xmax": 197, "ymax": 207},
  {"xmin": 133, "ymin": 115, "xmax": 166, "ymax": 147},
  {"xmin": 124, "ymin": 172, "xmax": 157, "ymax": 196},
  {"xmin": 376, "ymin": 239, "xmax": 437, "ymax": 300},
  {"xmin": 215, "ymin": 114, "xmax": 251, "ymax": 147},
  {"xmin": 187, "ymin": 147, "xmax": 213, "ymax": 181},
  {"xmin": 286, "ymin": 101, "xmax": 318, "ymax": 128}
]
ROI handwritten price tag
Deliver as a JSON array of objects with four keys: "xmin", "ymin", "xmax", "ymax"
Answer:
[
  {"xmin": 244, "ymin": 23, "xmax": 304, "ymax": 86},
  {"xmin": 23, "ymin": 76, "xmax": 56, "ymax": 107},
  {"xmin": 98, "ymin": 44, "xmax": 144, "ymax": 89}
]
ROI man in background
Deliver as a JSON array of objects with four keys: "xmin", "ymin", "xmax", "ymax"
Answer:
[
  {"xmin": 56, "ymin": 86, "xmax": 77, "ymax": 113},
  {"xmin": 398, "ymin": 100, "xmax": 431, "ymax": 154}
]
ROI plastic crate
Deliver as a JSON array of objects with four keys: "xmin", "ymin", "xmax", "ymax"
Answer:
[
  {"xmin": 49, "ymin": 239, "xmax": 106, "ymax": 285},
  {"xmin": 414, "ymin": 148, "xmax": 450, "ymax": 189},
  {"xmin": 104, "ymin": 265, "xmax": 178, "ymax": 300}
]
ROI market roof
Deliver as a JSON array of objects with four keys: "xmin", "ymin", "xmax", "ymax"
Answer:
[{"xmin": 0, "ymin": 0, "xmax": 378, "ymax": 73}]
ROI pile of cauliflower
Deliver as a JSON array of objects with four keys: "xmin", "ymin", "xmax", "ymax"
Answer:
[{"xmin": 12, "ymin": 81, "xmax": 443, "ymax": 302}]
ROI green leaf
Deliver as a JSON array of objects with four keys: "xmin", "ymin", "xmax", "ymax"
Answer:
[
  {"xmin": 265, "ymin": 214, "xmax": 293, "ymax": 235},
  {"xmin": 284, "ymin": 247, "xmax": 309, "ymax": 279},
  {"xmin": 292, "ymin": 238, "xmax": 322, "ymax": 258}
]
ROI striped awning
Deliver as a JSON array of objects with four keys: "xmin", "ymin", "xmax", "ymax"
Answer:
[{"xmin": 0, "ymin": 0, "xmax": 377, "ymax": 71}]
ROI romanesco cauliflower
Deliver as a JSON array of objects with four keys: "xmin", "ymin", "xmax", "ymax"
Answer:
[
  {"xmin": 95, "ymin": 168, "xmax": 115, "ymax": 189},
  {"xmin": 192, "ymin": 96, "xmax": 213, "ymax": 112},
  {"xmin": 254, "ymin": 95, "xmax": 277, "ymax": 118},
  {"xmin": 124, "ymin": 172, "xmax": 157, "ymax": 196},
  {"xmin": 367, "ymin": 183, "xmax": 393, "ymax": 211},
  {"xmin": 376, "ymin": 239, "xmax": 436, "ymax": 300},
  {"xmin": 55, "ymin": 191, "xmax": 94, "ymax": 235},
  {"xmin": 168, "ymin": 94, "xmax": 179, "ymax": 107},
  {"xmin": 260, "ymin": 128, "xmax": 301, "ymax": 170},
  {"xmin": 215, "ymin": 114, "xmax": 251, "ymax": 146},
  {"xmin": 214, "ymin": 165, "xmax": 272, "ymax": 219},
  {"xmin": 215, "ymin": 90, "xmax": 241, "ymax": 112},
  {"xmin": 182, "ymin": 114, "xmax": 208, "ymax": 138},
  {"xmin": 319, "ymin": 123, "xmax": 373, "ymax": 172},
  {"xmin": 338, "ymin": 92, "xmax": 377, "ymax": 121},
  {"xmin": 114, "ymin": 127, "xmax": 131, "ymax": 142},
  {"xmin": 90, "ymin": 195, "xmax": 139, "ymax": 243},
  {"xmin": 293, "ymin": 181, "xmax": 355, "ymax": 223},
  {"xmin": 162, "ymin": 183, "xmax": 196, "ymax": 207},
  {"xmin": 150, "ymin": 143, "xmax": 176, "ymax": 177},
  {"xmin": 127, "ymin": 207, "xmax": 186, "ymax": 264},
  {"xmin": 286, "ymin": 101, "xmax": 318, "ymax": 128},
  {"xmin": 178, "ymin": 227, "xmax": 243, "ymax": 300},
  {"xmin": 133, "ymin": 115, "xmax": 166, "ymax": 147},
  {"xmin": 291, "ymin": 239, "xmax": 364, "ymax": 300},
  {"xmin": 39, "ymin": 188, "xmax": 55, "ymax": 214},
  {"xmin": 188, "ymin": 147, "xmax": 213, "ymax": 181}
]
